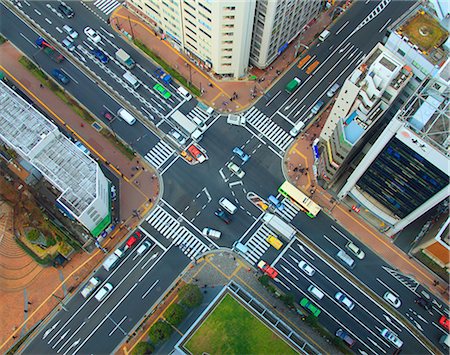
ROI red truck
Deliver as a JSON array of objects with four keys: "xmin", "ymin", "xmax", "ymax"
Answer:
[{"xmin": 35, "ymin": 37, "xmax": 64, "ymax": 63}]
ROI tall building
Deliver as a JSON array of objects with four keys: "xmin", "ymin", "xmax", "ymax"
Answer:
[
  {"xmin": 318, "ymin": 43, "xmax": 412, "ymax": 184},
  {"xmin": 126, "ymin": 0, "xmax": 321, "ymax": 77},
  {"xmin": 249, "ymin": 0, "xmax": 321, "ymax": 68},
  {"xmin": 0, "ymin": 81, "xmax": 111, "ymax": 237}
]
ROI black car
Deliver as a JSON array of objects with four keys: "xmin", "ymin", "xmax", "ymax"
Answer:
[
  {"xmin": 414, "ymin": 296, "xmax": 431, "ymax": 310},
  {"xmin": 58, "ymin": 4, "xmax": 74, "ymax": 18},
  {"xmin": 214, "ymin": 209, "xmax": 231, "ymax": 224}
]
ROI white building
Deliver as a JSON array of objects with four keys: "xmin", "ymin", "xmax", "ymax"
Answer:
[{"xmin": 0, "ymin": 81, "xmax": 111, "ymax": 237}]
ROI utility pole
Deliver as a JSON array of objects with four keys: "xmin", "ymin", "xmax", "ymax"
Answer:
[{"xmin": 127, "ymin": 16, "xmax": 135, "ymax": 39}]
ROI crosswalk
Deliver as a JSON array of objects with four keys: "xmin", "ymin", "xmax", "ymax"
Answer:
[
  {"xmin": 92, "ymin": 0, "xmax": 121, "ymax": 15},
  {"xmin": 186, "ymin": 106, "xmax": 210, "ymax": 122},
  {"xmin": 144, "ymin": 140, "xmax": 175, "ymax": 170},
  {"xmin": 243, "ymin": 107, "xmax": 293, "ymax": 152},
  {"xmin": 146, "ymin": 205, "xmax": 210, "ymax": 260},
  {"xmin": 242, "ymin": 224, "xmax": 274, "ymax": 265},
  {"xmin": 275, "ymin": 198, "xmax": 301, "ymax": 222}
]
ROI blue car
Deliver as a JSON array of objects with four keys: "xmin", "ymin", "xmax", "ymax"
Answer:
[
  {"xmin": 214, "ymin": 209, "xmax": 231, "ymax": 224},
  {"xmin": 92, "ymin": 49, "xmax": 108, "ymax": 64},
  {"xmin": 232, "ymin": 147, "xmax": 250, "ymax": 163},
  {"xmin": 51, "ymin": 69, "xmax": 70, "ymax": 85}
]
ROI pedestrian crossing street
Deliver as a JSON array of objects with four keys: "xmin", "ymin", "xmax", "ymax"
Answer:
[
  {"xmin": 276, "ymin": 198, "xmax": 301, "ymax": 222},
  {"xmin": 92, "ymin": 0, "xmax": 121, "ymax": 15},
  {"xmin": 146, "ymin": 205, "xmax": 210, "ymax": 260},
  {"xmin": 242, "ymin": 224, "xmax": 274, "ymax": 265},
  {"xmin": 144, "ymin": 140, "xmax": 175, "ymax": 170},
  {"xmin": 186, "ymin": 106, "xmax": 210, "ymax": 122},
  {"xmin": 243, "ymin": 107, "xmax": 293, "ymax": 152}
]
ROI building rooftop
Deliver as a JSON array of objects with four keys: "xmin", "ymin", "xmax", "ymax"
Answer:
[{"xmin": 0, "ymin": 81, "xmax": 98, "ymax": 217}]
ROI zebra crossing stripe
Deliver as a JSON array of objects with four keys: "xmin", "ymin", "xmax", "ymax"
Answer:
[{"xmin": 145, "ymin": 141, "xmax": 174, "ymax": 169}]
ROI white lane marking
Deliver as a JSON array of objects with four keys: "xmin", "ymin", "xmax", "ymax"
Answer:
[
  {"xmin": 43, "ymin": 320, "xmax": 61, "ymax": 339},
  {"xmin": 379, "ymin": 18, "xmax": 392, "ymax": 32},
  {"xmin": 331, "ymin": 225, "xmax": 353, "ymax": 242},
  {"xmin": 60, "ymin": 69, "xmax": 79, "ymax": 84},
  {"xmin": 62, "ymin": 338, "xmax": 80, "ymax": 355},
  {"xmin": 142, "ymin": 280, "xmax": 160, "ymax": 299},
  {"xmin": 108, "ymin": 316, "xmax": 127, "ymax": 336},
  {"xmin": 34, "ymin": 8, "xmax": 41, "ymax": 15},
  {"xmin": 335, "ymin": 21, "xmax": 349, "ymax": 35},
  {"xmin": 265, "ymin": 91, "xmax": 281, "ymax": 107},
  {"xmin": 51, "ymin": 329, "xmax": 69, "ymax": 349},
  {"xmin": 323, "ymin": 234, "xmax": 342, "ymax": 250},
  {"xmin": 376, "ymin": 278, "xmax": 400, "ymax": 297},
  {"xmin": 295, "ymin": 242, "xmax": 315, "ymax": 260},
  {"xmin": 57, "ymin": 322, "xmax": 85, "ymax": 352},
  {"xmin": 382, "ymin": 314, "xmax": 402, "ymax": 333},
  {"xmin": 20, "ymin": 33, "xmax": 38, "ymax": 48},
  {"xmin": 367, "ymin": 337, "xmax": 386, "ymax": 353},
  {"xmin": 45, "ymin": 18, "xmax": 52, "ymax": 24}
]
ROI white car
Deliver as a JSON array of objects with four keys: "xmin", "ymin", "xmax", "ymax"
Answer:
[
  {"xmin": 202, "ymin": 228, "xmax": 221, "ymax": 239},
  {"xmin": 94, "ymin": 282, "xmax": 113, "ymax": 301},
  {"xmin": 84, "ymin": 27, "xmax": 101, "ymax": 43},
  {"xmin": 169, "ymin": 130, "xmax": 186, "ymax": 146},
  {"xmin": 63, "ymin": 25, "xmax": 78, "ymax": 39},
  {"xmin": 298, "ymin": 261, "xmax": 315, "ymax": 276},
  {"xmin": 381, "ymin": 328, "xmax": 403, "ymax": 348},
  {"xmin": 335, "ymin": 292, "xmax": 355, "ymax": 311},
  {"xmin": 383, "ymin": 291, "xmax": 401, "ymax": 308},
  {"xmin": 345, "ymin": 242, "xmax": 365, "ymax": 260},
  {"xmin": 226, "ymin": 162, "xmax": 245, "ymax": 178}
]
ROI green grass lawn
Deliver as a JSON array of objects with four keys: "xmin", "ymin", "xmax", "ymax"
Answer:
[{"xmin": 185, "ymin": 294, "xmax": 298, "ymax": 355}]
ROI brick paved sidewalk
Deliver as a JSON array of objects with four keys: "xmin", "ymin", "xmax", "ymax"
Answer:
[{"xmin": 110, "ymin": 5, "xmax": 336, "ymax": 113}]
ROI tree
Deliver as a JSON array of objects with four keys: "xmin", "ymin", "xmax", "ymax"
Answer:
[
  {"xmin": 131, "ymin": 342, "xmax": 154, "ymax": 355},
  {"xmin": 148, "ymin": 320, "xmax": 172, "ymax": 344},
  {"xmin": 178, "ymin": 284, "xmax": 203, "ymax": 308},
  {"xmin": 27, "ymin": 229, "xmax": 40, "ymax": 242},
  {"xmin": 164, "ymin": 303, "xmax": 186, "ymax": 326}
]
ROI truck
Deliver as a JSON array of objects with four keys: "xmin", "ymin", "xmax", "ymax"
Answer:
[
  {"xmin": 115, "ymin": 49, "xmax": 135, "ymax": 69},
  {"xmin": 80, "ymin": 277, "xmax": 101, "ymax": 298},
  {"xmin": 227, "ymin": 114, "xmax": 246, "ymax": 126},
  {"xmin": 35, "ymin": 37, "xmax": 64, "ymax": 63},
  {"xmin": 102, "ymin": 248, "xmax": 124, "ymax": 271},
  {"xmin": 285, "ymin": 77, "xmax": 301, "ymax": 93},
  {"xmin": 263, "ymin": 213, "xmax": 296, "ymax": 240},
  {"xmin": 171, "ymin": 110, "xmax": 203, "ymax": 141}
]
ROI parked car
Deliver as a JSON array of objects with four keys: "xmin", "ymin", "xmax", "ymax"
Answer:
[
  {"xmin": 58, "ymin": 4, "xmax": 74, "ymax": 18},
  {"xmin": 439, "ymin": 315, "xmax": 450, "ymax": 331},
  {"xmin": 298, "ymin": 261, "xmax": 315, "ymax": 276},
  {"xmin": 226, "ymin": 162, "xmax": 245, "ymax": 178},
  {"xmin": 51, "ymin": 69, "xmax": 70, "ymax": 84},
  {"xmin": 232, "ymin": 147, "xmax": 250, "ymax": 163},
  {"xmin": 299, "ymin": 297, "xmax": 321, "ymax": 317},
  {"xmin": 94, "ymin": 283, "xmax": 113, "ymax": 302},
  {"xmin": 84, "ymin": 27, "xmax": 101, "ymax": 43},
  {"xmin": 345, "ymin": 242, "xmax": 365, "ymax": 259},
  {"xmin": 62, "ymin": 37, "xmax": 75, "ymax": 52},
  {"xmin": 92, "ymin": 49, "xmax": 108, "ymax": 63},
  {"xmin": 202, "ymin": 228, "xmax": 221, "ymax": 239},
  {"xmin": 62, "ymin": 25, "xmax": 78, "ymax": 39},
  {"xmin": 383, "ymin": 291, "xmax": 401, "ymax": 308},
  {"xmin": 102, "ymin": 110, "xmax": 114, "ymax": 121},
  {"xmin": 125, "ymin": 230, "xmax": 142, "ymax": 249},
  {"xmin": 380, "ymin": 328, "xmax": 403, "ymax": 348},
  {"xmin": 214, "ymin": 208, "xmax": 231, "ymax": 224},
  {"xmin": 335, "ymin": 292, "xmax": 355, "ymax": 311},
  {"xmin": 327, "ymin": 83, "xmax": 340, "ymax": 97},
  {"xmin": 257, "ymin": 260, "xmax": 278, "ymax": 279},
  {"xmin": 169, "ymin": 130, "xmax": 186, "ymax": 145},
  {"xmin": 335, "ymin": 329, "xmax": 356, "ymax": 348},
  {"xmin": 311, "ymin": 100, "xmax": 324, "ymax": 115}
]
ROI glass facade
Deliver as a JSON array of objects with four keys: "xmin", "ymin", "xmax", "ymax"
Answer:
[{"xmin": 357, "ymin": 138, "xmax": 448, "ymax": 218}]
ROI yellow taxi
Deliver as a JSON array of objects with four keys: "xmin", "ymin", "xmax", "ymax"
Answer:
[{"xmin": 266, "ymin": 235, "xmax": 283, "ymax": 250}]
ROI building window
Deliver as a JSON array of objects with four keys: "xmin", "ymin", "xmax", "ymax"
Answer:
[
  {"xmin": 199, "ymin": 2, "xmax": 212, "ymax": 14},
  {"xmin": 224, "ymin": 15, "xmax": 235, "ymax": 20},
  {"xmin": 224, "ymin": 6, "xmax": 236, "ymax": 10},
  {"xmin": 397, "ymin": 48, "xmax": 406, "ymax": 57},
  {"xmin": 199, "ymin": 27, "xmax": 211, "ymax": 38}
]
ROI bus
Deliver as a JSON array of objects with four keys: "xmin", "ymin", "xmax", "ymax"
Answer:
[{"xmin": 278, "ymin": 181, "xmax": 321, "ymax": 218}]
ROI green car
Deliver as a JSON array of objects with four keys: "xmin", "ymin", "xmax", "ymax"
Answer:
[
  {"xmin": 299, "ymin": 297, "xmax": 321, "ymax": 317},
  {"xmin": 153, "ymin": 83, "xmax": 171, "ymax": 99}
]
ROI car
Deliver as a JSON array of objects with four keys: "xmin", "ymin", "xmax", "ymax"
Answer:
[
  {"xmin": 188, "ymin": 145, "xmax": 206, "ymax": 163},
  {"xmin": 380, "ymin": 328, "xmax": 403, "ymax": 348},
  {"xmin": 214, "ymin": 208, "xmax": 231, "ymax": 224},
  {"xmin": 311, "ymin": 100, "xmax": 324, "ymax": 115},
  {"xmin": 102, "ymin": 110, "xmax": 114, "ymax": 121},
  {"xmin": 92, "ymin": 49, "xmax": 108, "ymax": 64},
  {"xmin": 266, "ymin": 235, "xmax": 283, "ymax": 250},
  {"xmin": 439, "ymin": 315, "xmax": 450, "ymax": 331},
  {"xmin": 58, "ymin": 4, "xmax": 74, "ymax": 18},
  {"xmin": 335, "ymin": 329, "xmax": 356, "ymax": 348},
  {"xmin": 84, "ymin": 27, "xmax": 101, "ymax": 43},
  {"xmin": 335, "ymin": 292, "xmax": 355, "ymax": 311},
  {"xmin": 62, "ymin": 37, "xmax": 75, "ymax": 52},
  {"xmin": 136, "ymin": 241, "xmax": 152, "ymax": 256},
  {"xmin": 383, "ymin": 291, "xmax": 401, "ymax": 308},
  {"xmin": 415, "ymin": 296, "xmax": 431, "ymax": 310},
  {"xmin": 202, "ymin": 228, "xmax": 221, "ymax": 239},
  {"xmin": 327, "ymin": 83, "xmax": 340, "ymax": 97},
  {"xmin": 226, "ymin": 162, "xmax": 245, "ymax": 178},
  {"xmin": 232, "ymin": 147, "xmax": 250, "ymax": 163},
  {"xmin": 62, "ymin": 25, "xmax": 78, "ymax": 39},
  {"xmin": 169, "ymin": 130, "xmax": 187, "ymax": 145},
  {"xmin": 298, "ymin": 261, "xmax": 315, "ymax": 276},
  {"xmin": 94, "ymin": 282, "xmax": 113, "ymax": 301},
  {"xmin": 125, "ymin": 230, "xmax": 142, "ymax": 248},
  {"xmin": 153, "ymin": 83, "xmax": 171, "ymax": 99},
  {"xmin": 299, "ymin": 297, "xmax": 321, "ymax": 317},
  {"xmin": 51, "ymin": 69, "xmax": 70, "ymax": 85},
  {"xmin": 345, "ymin": 242, "xmax": 365, "ymax": 259},
  {"xmin": 257, "ymin": 260, "xmax": 278, "ymax": 279}
]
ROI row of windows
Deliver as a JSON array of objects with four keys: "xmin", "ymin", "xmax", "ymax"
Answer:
[
  {"xmin": 198, "ymin": 10, "xmax": 211, "ymax": 22},
  {"xmin": 183, "ymin": 0, "xmax": 195, "ymax": 11},
  {"xmin": 199, "ymin": 27, "xmax": 211, "ymax": 38},
  {"xmin": 199, "ymin": 1, "xmax": 211, "ymax": 14}
]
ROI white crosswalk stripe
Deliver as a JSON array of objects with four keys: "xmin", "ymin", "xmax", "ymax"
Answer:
[
  {"xmin": 242, "ymin": 224, "xmax": 273, "ymax": 265},
  {"xmin": 243, "ymin": 107, "xmax": 293, "ymax": 151},
  {"xmin": 93, "ymin": 0, "xmax": 121, "ymax": 15},
  {"xmin": 275, "ymin": 198, "xmax": 301, "ymax": 222},
  {"xmin": 144, "ymin": 140, "xmax": 174, "ymax": 170},
  {"xmin": 146, "ymin": 205, "xmax": 210, "ymax": 260},
  {"xmin": 186, "ymin": 107, "xmax": 210, "ymax": 122}
]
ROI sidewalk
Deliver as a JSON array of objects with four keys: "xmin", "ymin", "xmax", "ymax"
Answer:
[
  {"xmin": 284, "ymin": 108, "xmax": 449, "ymax": 300},
  {"xmin": 0, "ymin": 41, "xmax": 160, "ymax": 351},
  {"xmin": 111, "ymin": 5, "xmax": 336, "ymax": 113}
]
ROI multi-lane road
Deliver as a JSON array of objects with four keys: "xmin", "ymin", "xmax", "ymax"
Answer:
[{"xmin": 1, "ymin": 0, "xmax": 448, "ymax": 353}]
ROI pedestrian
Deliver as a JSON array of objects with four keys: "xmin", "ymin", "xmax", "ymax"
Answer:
[
  {"xmin": 28, "ymin": 301, "xmax": 32, "ymax": 305},
  {"xmin": 39, "ymin": 83, "xmax": 44, "ymax": 88},
  {"xmin": 208, "ymin": 82, "xmax": 213, "ymax": 87},
  {"xmin": 130, "ymin": 174, "xmax": 134, "ymax": 177},
  {"xmin": 24, "ymin": 310, "xmax": 28, "ymax": 313},
  {"xmin": 12, "ymin": 336, "xmax": 17, "ymax": 340}
]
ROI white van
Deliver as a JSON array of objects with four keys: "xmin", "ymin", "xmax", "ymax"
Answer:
[
  {"xmin": 94, "ymin": 283, "xmax": 113, "ymax": 301},
  {"xmin": 191, "ymin": 129, "xmax": 203, "ymax": 142},
  {"xmin": 136, "ymin": 241, "xmax": 151, "ymax": 256},
  {"xmin": 177, "ymin": 86, "xmax": 192, "ymax": 101},
  {"xmin": 233, "ymin": 241, "xmax": 249, "ymax": 255},
  {"xmin": 123, "ymin": 71, "xmax": 140, "ymax": 89},
  {"xmin": 219, "ymin": 197, "xmax": 238, "ymax": 214},
  {"xmin": 290, "ymin": 121, "xmax": 305, "ymax": 137},
  {"xmin": 307, "ymin": 285, "xmax": 324, "ymax": 300},
  {"xmin": 117, "ymin": 108, "xmax": 136, "ymax": 125},
  {"xmin": 319, "ymin": 30, "xmax": 330, "ymax": 42},
  {"xmin": 337, "ymin": 250, "xmax": 355, "ymax": 269}
]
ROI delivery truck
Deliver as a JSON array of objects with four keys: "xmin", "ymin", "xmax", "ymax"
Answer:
[
  {"xmin": 285, "ymin": 77, "xmax": 301, "ymax": 93},
  {"xmin": 115, "ymin": 49, "xmax": 135, "ymax": 69},
  {"xmin": 80, "ymin": 277, "xmax": 101, "ymax": 298},
  {"xmin": 263, "ymin": 213, "xmax": 296, "ymax": 240}
]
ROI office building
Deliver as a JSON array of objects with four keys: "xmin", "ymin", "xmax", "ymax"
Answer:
[{"xmin": 0, "ymin": 81, "xmax": 111, "ymax": 237}]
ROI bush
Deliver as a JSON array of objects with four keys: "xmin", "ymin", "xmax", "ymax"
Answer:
[
  {"xmin": 131, "ymin": 342, "xmax": 154, "ymax": 355},
  {"xmin": 178, "ymin": 284, "xmax": 203, "ymax": 308},
  {"xmin": 164, "ymin": 303, "xmax": 186, "ymax": 326},
  {"xmin": 279, "ymin": 293, "xmax": 295, "ymax": 308},
  {"xmin": 148, "ymin": 320, "xmax": 172, "ymax": 344},
  {"xmin": 27, "ymin": 229, "xmax": 40, "ymax": 242},
  {"xmin": 259, "ymin": 274, "xmax": 270, "ymax": 287}
]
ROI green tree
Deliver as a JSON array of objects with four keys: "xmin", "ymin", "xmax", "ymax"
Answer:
[
  {"xmin": 148, "ymin": 320, "xmax": 172, "ymax": 344},
  {"xmin": 164, "ymin": 303, "xmax": 186, "ymax": 326},
  {"xmin": 178, "ymin": 284, "xmax": 203, "ymax": 308},
  {"xmin": 131, "ymin": 342, "xmax": 154, "ymax": 355},
  {"xmin": 27, "ymin": 229, "xmax": 40, "ymax": 242}
]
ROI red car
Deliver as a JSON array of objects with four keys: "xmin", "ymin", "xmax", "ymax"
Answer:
[
  {"xmin": 187, "ymin": 145, "xmax": 206, "ymax": 163},
  {"xmin": 126, "ymin": 230, "xmax": 142, "ymax": 248},
  {"xmin": 257, "ymin": 260, "xmax": 278, "ymax": 279},
  {"xmin": 439, "ymin": 315, "xmax": 450, "ymax": 331}
]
